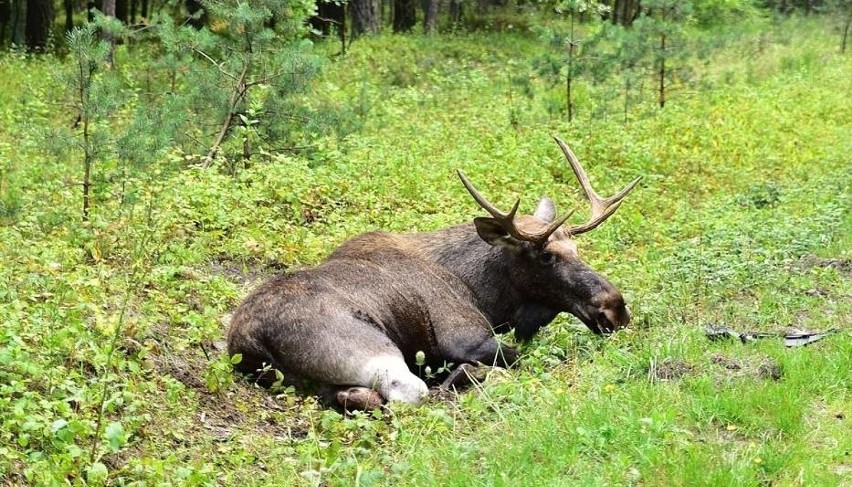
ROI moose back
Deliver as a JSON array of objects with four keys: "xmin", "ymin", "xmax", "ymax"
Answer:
[{"xmin": 227, "ymin": 137, "xmax": 640, "ymax": 409}]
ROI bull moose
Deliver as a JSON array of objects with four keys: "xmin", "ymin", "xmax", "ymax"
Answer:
[{"xmin": 227, "ymin": 137, "xmax": 640, "ymax": 409}]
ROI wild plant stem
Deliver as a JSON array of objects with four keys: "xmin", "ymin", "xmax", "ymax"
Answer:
[
  {"xmin": 89, "ymin": 276, "xmax": 134, "ymax": 463},
  {"xmin": 659, "ymin": 33, "xmax": 667, "ymax": 108},
  {"xmin": 89, "ymin": 194, "xmax": 156, "ymax": 463}
]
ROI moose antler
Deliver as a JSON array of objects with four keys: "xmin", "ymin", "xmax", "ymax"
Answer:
[
  {"xmin": 457, "ymin": 170, "xmax": 574, "ymax": 247},
  {"xmin": 458, "ymin": 138, "xmax": 641, "ymax": 244},
  {"xmin": 554, "ymin": 137, "xmax": 641, "ymax": 236}
]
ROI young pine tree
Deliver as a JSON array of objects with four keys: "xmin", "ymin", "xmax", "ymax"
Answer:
[
  {"xmin": 154, "ymin": 0, "xmax": 322, "ymax": 172},
  {"xmin": 533, "ymin": 1, "xmax": 608, "ymax": 122},
  {"xmin": 50, "ymin": 25, "xmax": 124, "ymax": 222},
  {"xmin": 635, "ymin": 0, "xmax": 694, "ymax": 108}
]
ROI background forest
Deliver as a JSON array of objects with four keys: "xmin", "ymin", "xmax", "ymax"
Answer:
[{"xmin": 0, "ymin": 0, "xmax": 850, "ymax": 485}]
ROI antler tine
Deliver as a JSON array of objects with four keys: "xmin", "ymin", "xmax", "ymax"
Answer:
[
  {"xmin": 457, "ymin": 170, "xmax": 520, "ymax": 221},
  {"xmin": 457, "ymin": 170, "xmax": 575, "ymax": 246},
  {"xmin": 553, "ymin": 137, "xmax": 641, "ymax": 236}
]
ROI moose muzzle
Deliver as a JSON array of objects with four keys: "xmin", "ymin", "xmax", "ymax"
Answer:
[{"xmin": 576, "ymin": 291, "xmax": 630, "ymax": 335}]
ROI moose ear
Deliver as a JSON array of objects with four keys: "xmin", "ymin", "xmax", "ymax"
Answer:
[
  {"xmin": 473, "ymin": 217, "xmax": 523, "ymax": 250},
  {"xmin": 533, "ymin": 197, "xmax": 557, "ymax": 223}
]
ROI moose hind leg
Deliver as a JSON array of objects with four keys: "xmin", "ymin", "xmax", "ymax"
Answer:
[
  {"xmin": 262, "ymin": 313, "xmax": 429, "ymax": 405},
  {"xmin": 358, "ymin": 354, "xmax": 429, "ymax": 405},
  {"xmin": 336, "ymin": 386, "xmax": 385, "ymax": 411}
]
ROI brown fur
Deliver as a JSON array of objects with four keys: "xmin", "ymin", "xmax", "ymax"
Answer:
[{"xmin": 228, "ymin": 197, "xmax": 629, "ymax": 405}]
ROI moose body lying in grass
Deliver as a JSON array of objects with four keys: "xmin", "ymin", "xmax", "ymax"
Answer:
[{"xmin": 228, "ymin": 138, "xmax": 640, "ymax": 409}]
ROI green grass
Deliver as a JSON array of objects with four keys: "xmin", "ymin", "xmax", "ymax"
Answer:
[{"xmin": 0, "ymin": 15, "xmax": 850, "ymax": 486}]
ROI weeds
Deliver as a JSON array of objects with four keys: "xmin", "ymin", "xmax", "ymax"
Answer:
[{"xmin": 0, "ymin": 13, "xmax": 849, "ymax": 486}]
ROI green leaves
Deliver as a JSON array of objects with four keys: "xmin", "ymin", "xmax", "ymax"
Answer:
[
  {"xmin": 104, "ymin": 421, "xmax": 125, "ymax": 453},
  {"xmin": 85, "ymin": 461, "xmax": 109, "ymax": 484},
  {"xmin": 1, "ymin": 10, "xmax": 850, "ymax": 486}
]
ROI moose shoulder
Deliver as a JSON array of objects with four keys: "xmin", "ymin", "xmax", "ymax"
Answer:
[{"xmin": 227, "ymin": 137, "xmax": 640, "ymax": 409}]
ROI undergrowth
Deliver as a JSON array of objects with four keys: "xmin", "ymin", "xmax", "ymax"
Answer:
[{"xmin": 0, "ymin": 14, "xmax": 849, "ymax": 486}]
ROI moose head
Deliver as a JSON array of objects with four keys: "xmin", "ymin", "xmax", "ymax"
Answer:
[{"xmin": 454, "ymin": 137, "xmax": 641, "ymax": 337}]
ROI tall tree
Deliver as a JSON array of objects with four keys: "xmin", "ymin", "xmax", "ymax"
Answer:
[
  {"xmin": 637, "ymin": 0, "xmax": 693, "ymax": 108},
  {"xmin": 393, "ymin": 0, "xmax": 416, "ymax": 32},
  {"xmin": 25, "ymin": 0, "xmax": 53, "ymax": 50},
  {"xmin": 64, "ymin": 0, "xmax": 74, "ymax": 32},
  {"xmin": 423, "ymin": 0, "xmax": 438, "ymax": 33},
  {"xmin": 102, "ymin": 0, "xmax": 115, "ymax": 65},
  {"xmin": 115, "ymin": 0, "xmax": 127, "ymax": 23},
  {"xmin": 351, "ymin": 0, "xmax": 379, "ymax": 36},
  {"xmin": 449, "ymin": 0, "xmax": 463, "ymax": 24},
  {"xmin": 611, "ymin": 0, "xmax": 640, "ymax": 26},
  {"xmin": 0, "ymin": 0, "xmax": 11, "ymax": 44},
  {"xmin": 6, "ymin": 0, "xmax": 26, "ymax": 46}
]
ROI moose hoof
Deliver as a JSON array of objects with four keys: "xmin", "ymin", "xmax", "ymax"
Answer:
[
  {"xmin": 439, "ymin": 363, "xmax": 493, "ymax": 392},
  {"xmin": 336, "ymin": 387, "xmax": 385, "ymax": 411}
]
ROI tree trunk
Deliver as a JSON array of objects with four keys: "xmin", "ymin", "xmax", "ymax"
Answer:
[
  {"xmin": 423, "ymin": 0, "xmax": 438, "ymax": 34},
  {"xmin": 393, "ymin": 0, "xmax": 416, "ymax": 32},
  {"xmin": 566, "ymin": 12, "xmax": 575, "ymax": 122},
  {"xmin": 0, "ymin": 0, "xmax": 11, "ymax": 44},
  {"xmin": 10, "ymin": 0, "xmax": 24, "ymax": 46},
  {"xmin": 611, "ymin": 0, "xmax": 640, "ymax": 27},
  {"xmin": 25, "ymin": 0, "xmax": 52, "ymax": 50},
  {"xmin": 341, "ymin": 4, "xmax": 347, "ymax": 53},
  {"xmin": 63, "ymin": 0, "xmax": 73, "ymax": 32},
  {"xmin": 185, "ymin": 0, "xmax": 206, "ymax": 29},
  {"xmin": 102, "ymin": 0, "xmax": 115, "ymax": 66},
  {"xmin": 140, "ymin": 0, "xmax": 148, "ymax": 19},
  {"xmin": 350, "ymin": 0, "xmax": 379, "ymax": 37},
  {"xmin": 842, "ymin": 13, "xmax": 850, "ymax": 54},
  {"xmin": 449, "ymin": 0, "xmax": 462, "ymax": 24},
  {"xmin": 115, "ymin": 0, "xmax": 127, "ymax": 23}
]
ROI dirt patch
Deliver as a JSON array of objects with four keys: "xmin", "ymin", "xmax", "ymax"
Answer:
[
  {"xmin": 795, "ymin": 254, "xmax": 852, "ymax": 278},
  {"xmin": 710, "ymin": 354, "xmax": 782, "ymax": 381},
  {"xmin": 3, "ymin": 459, "xmax": 27, "ymax": 485},
  {"xmin": 756, "ymin": 360, "xmax": 782, "ymax": 380},
  {"xmin": 649, "ymin": 359, "xmax": 694, "ymax": 381},
  {"xmin": 147, "ymin": 337, "xmax": 311, "ymax": 443},
  {"xmin": 710, "ymin": 354, "xmax": 743, "ymax": 370}
]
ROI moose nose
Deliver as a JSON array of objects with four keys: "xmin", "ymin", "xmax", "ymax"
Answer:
[
  {"xmin": 601, "ymin": 302, "xmax": 630, "ymax": 329},
  {"xmin": 594, "ymin": 292, "xmax": 630, "ymax": 333}
]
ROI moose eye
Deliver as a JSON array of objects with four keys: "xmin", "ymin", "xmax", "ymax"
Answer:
[{"xmin": 539, "ymin": 252, "xmax": 556, "ymax": 265}]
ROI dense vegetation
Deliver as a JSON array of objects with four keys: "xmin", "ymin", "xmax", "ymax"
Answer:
[{"xmin": 0, "ymin": 1, "xmax": 850, "ymax": 485}]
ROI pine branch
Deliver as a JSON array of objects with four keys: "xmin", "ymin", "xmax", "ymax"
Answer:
[{"xmin": 203, "ymin": 63, "xmax": 250, "ymax": 167}]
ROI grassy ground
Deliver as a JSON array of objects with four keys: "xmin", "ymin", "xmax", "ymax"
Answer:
[{"xmin": 0, "ymin": 15, "xmax": 850, "ymax": 486}]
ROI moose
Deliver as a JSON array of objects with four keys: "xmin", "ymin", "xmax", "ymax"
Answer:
[{"xmin": 228, "ymin": 137, "xmax": 640, "ymax": 409}]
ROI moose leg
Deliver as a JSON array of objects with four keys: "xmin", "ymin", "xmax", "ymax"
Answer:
[
  {"xmin": 356, "ymin": 354, "xmax": 430, "ymax": 404},
  {"xmin": 436, "ymin": 320, "xmax": 519, "ymax": 368},
  {"xmin": 439, "ymin": 362, "xmax": 493, "ymax": 391},
  {"xmin": 327, "ymin": 354, "xmax": 429, "ymax": 409},
  {"xmin": 336, "ymin": 386, "xmax": 385, "ymax": 411},
  {"xmin": 259, "ymin": 314, "xmax": 429, "ymax": 405}
]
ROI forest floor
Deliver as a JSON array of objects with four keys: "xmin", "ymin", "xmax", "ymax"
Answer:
[{"xmin": 0, "ymin": 14, "xmax": 850, "ymax": 486}]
